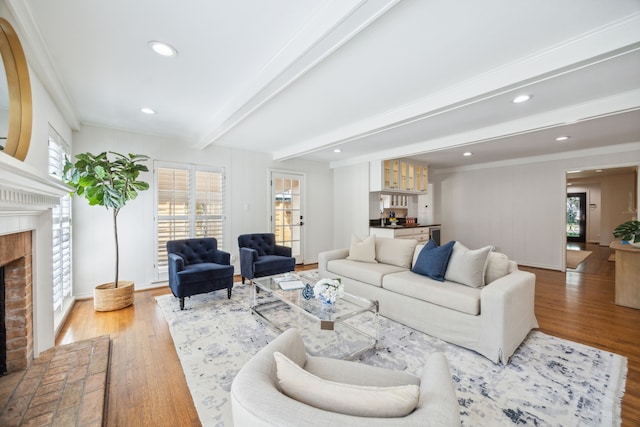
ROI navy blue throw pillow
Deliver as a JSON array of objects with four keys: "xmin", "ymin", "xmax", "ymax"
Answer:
[{"xmin": 411, "ymin": 240, "xmax": 456, "ymax": 281}]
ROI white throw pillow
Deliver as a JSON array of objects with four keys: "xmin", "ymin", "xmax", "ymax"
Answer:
[
  {"xmin": 274, "ymin": 352, "xmax": 420, "ymax": 418},
  {"xmin": 444, "ymin": 242, "xmax": 492, "ymax": 288},
  {"xmin": 375, "ymin": 237, "xmax": 418, "ymax": 268},
  {"xmin": 346, "ymin": 234, "xmax": 377, "ymax": 263},
  {"xmin": 412, "ymin": 244, "xmax": 425, "ymax": 268},
  {"xmin": 485, "ymin": 251, "xmax": 510, "ymax": 284}
]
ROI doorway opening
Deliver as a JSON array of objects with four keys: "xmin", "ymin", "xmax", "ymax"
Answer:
[{"xmin": 564, "ymin": 166, "xmax": 638, "ymax": 273}]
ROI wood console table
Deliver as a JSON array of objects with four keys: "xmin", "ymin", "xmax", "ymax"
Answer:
[{"xmin": 610, "ymin": 241, "xmax": 640, "ymax": 309}]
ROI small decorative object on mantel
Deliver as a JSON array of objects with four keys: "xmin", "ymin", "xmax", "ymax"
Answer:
[
  {"xmin": 302, "ymin": 283, "xmax": 315, "ymax": 300},
  {"xmin": 313, "ymin": 278, "xmax": 344, "ymax": 305},
  {"xmin": 613, "ymin": 220, "xmax": 640, "ymax": 248}
]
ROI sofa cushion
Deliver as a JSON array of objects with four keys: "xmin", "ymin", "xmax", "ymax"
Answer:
[
  {"xmin": 383, "ymin": 270, "xmax": 481, "ymax": 315},
  {"xmin": 375, "ymin": 237, "xmax": 418, "ymax": 268},
  {"xmin": 346, "ymin": 234, "xmax": 377, "ymax": 263},
  {"xmin": 176, "ymin": 263, "xmax": 234, "ymax": 285},
  {"xmin": 327, "ymin": 259, "xmax": 407, "ymax": 288},
  {"xmin": 253, "ymin": 255, "xmax": 296, "ymax": 276},
  {"xmin": 411, "ymin": 240, "xmax": 455, "ymax": 281},
  {"xmin": 274, "ymin": 351, "xmax": 420, "ymax": 418},
  {"xmin": 444, "ymin": 242, "xmax": 492, "ymax": 288},
  {"xmin": 485, "ymin": 251, "xmax": 510, "ymax": 284}
]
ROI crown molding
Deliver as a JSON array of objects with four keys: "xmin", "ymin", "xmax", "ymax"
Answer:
[{"xmin": 6, "ymin": 0, "xmax": 80, "ymax": 130}]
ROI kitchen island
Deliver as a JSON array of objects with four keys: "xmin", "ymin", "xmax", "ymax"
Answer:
[{"xmin": 610, "ymin": 240, "xmax": 640, "ymax": 309}]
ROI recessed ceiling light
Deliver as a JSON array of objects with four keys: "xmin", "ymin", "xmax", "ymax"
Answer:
[
  {"xmin": 555, "ymin": 136, "xmax": 570, "ymax": 141},
  {"xmin": 148, "ymin": 41, "xmax": 177, "ymax": 57},
  {"xmin": 512, "ymin": 94, "xmax": 531, "ymax": 104},
  {"xmin": 141, "ymin": 107, "xmax": 156, "ymax": 115},
  {"xmin": 463, "ymin": 152, "xmax": 473, "ymax": 156},
  {"xmin": 333, "ymin": 149, "xmax": 342, "ymax": 153},
  {"xmin": 567, "ymin": 170, "xmax": 583, "ymax": 174},
  {"xmin": 595, "ymin": 169, "xmax": 603, "ymax": 173}
]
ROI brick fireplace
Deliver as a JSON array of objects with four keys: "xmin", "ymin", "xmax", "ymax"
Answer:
[
  {"xmin": 1, "ymin": 153, "xmax": 70, "ymax": 371},
  {"xmin": 0, "ymin": 231, "xmax": 33, "ymax": 373}
]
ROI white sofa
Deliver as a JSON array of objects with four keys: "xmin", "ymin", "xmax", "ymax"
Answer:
[
  {"xmin": 318, "ymin": 237, "xmax": 538, "ymax": 364},
  {"xmin": 230, "ymin": 328, "xmax": 460, "ymax": 426}
]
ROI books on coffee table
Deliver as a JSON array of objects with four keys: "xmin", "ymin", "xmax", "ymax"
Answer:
[{"xmin": 274, "ymin": 277, "xmax": 305, "ymax": 290}]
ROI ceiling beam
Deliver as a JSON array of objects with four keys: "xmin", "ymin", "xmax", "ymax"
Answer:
[
  {"xmin": 272, "ymin": 12, "xmax": 640, "ymax": 162},
  {"xmin": 195, "ymin": 0, "xmax": 400, "ymax": 150},
  {"xmin": 327, "ymin": 90, "xmax": 640, "ymax": 168}
]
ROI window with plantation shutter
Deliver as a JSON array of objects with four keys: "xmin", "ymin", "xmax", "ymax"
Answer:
[
  {"xmin": 48, "ymin": 128, "xmax": 72, "ymax": 312},
  {"xmin": 155, "ymin": 162, "xmax": 225, "ymax": 279}
]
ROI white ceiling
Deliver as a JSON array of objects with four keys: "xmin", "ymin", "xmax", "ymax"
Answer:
[{"xmin": 9, "ymin": 0, "xmax": 640, "ymax": 169}]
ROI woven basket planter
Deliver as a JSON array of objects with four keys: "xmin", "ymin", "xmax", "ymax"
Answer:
[{"xmin": 94, "ymin": 281, "xmax": 134, "ymax": 311}]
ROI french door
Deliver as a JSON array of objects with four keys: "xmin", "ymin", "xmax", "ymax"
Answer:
[
  {"xmin": 271, "ymin": 171, "xmax": 304, "ymax": 263},
  {"xmin": 567, "ymin": 192, "xmax": 587, "ymax": 243}
]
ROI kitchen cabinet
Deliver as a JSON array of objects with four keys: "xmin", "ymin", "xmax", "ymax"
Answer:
[
  {"xmin": 370, "ymin": 159, "xmax": 428, "ymax": 193},
  {"xmin": 370, "ymin": 226, "xmax": 430, "ymax": 243},
  {"xmin": 380, "ymin": 194, "xmax": 409, "ymax": 209}
]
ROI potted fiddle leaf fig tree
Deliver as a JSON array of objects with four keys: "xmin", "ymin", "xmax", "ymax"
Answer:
[{"xmin": 63, "ymin": 151, "xmax": 150, "ymax": 311}]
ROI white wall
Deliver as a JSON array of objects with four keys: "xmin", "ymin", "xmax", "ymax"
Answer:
[
  {"xmin": 601, "ymin": 172, "xmax": 637, "ymax": 245},
  {"xmin": 28, "ymin": 73, "xmax": 74, "ymax": 356},
  {"xmin": 24, "ymin": 74, "xmax": 73, "ymax": 171},
  {"xmin": 71, "ymin": 125, "xmax": 334, "ymax": 298},
  {"xmin": 333, "ymin": 163, "xmax": 370, "ymax": 249},
  {"xmin": 431, "ymin": 144, "xmax": 640, "ymax": 270}
]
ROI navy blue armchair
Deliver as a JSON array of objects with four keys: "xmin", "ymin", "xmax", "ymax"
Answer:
[
  {"xmin": 238, "ymin": 233, "xmax": 295, "ymax": 284},
  {"xmin": 167, "ymin": 238, "xmax": 234, "ymax": 310}
]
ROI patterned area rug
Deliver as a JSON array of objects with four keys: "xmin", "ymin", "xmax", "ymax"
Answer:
[{"xmin": 156, "ymin": 284, "xmax": 627, "ymax": 426}]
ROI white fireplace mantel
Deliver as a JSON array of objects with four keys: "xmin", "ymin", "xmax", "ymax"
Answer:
[
  {"xmin": 1, "ymin": 152, "xmax": 72, "ymax": 357},
  {"xmin": 0, "ymin": 152, "xmax": 70, "ymax": 215}
]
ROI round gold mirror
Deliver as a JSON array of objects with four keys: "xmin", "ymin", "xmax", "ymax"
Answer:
[{"xmin": 0, "ymin": 17, "xmax": 32, "ymax": 161}]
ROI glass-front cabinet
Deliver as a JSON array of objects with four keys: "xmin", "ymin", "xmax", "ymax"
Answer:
[
  {"xmin": 374, "ymin": 159, "xmax": 428, "ymax": 193},
  {"xmin": 416, "ymin": 164, "xmax": 428, "ymax": 192},
  {"xmin": 383, "ymin": 160, "xmax": 399, "ymax": 189}
]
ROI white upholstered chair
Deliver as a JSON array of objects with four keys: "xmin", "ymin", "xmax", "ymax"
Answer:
[{"xmin": 230, "ymin": 328, "xmax": 460, "ymax": 426}]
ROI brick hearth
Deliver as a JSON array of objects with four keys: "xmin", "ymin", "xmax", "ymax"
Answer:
[{"xmin": 0, "ymin": 335, "xmax": 110, "ymax": 426}]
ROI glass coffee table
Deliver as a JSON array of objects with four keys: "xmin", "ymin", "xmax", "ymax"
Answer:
[{"xmin": 251, "ymin": 272, "xmax": 379, "ymax": 360}]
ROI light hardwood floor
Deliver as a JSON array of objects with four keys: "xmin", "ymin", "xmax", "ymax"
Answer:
[{"xmin": 57, "ymin": 254, "xmax": 640, "ymax": 426}]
